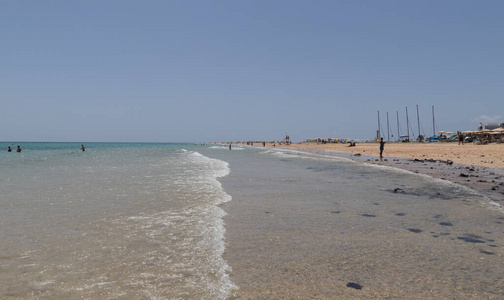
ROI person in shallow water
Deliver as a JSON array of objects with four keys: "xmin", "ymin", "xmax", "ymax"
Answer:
[
  {"xmin": 17, "ymin": 146, "xmax": 22, "ymax": 153},
  {"xmin": 81, "ymin": 144, "xmax": 85, "ymax": 151},
  {"xmin": 229, "ymin": 144, "xmax": 232, "ymax": 150},
  {"xmin": 8, "ymin": 146, "xmax": 12, "ymax": 152}
]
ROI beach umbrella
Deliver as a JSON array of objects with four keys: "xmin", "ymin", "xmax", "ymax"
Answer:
[
  {"xmin": 438, "ymin": 131, "xmax": 446, "ymax": 134},
  {"xmin": 491, "ymin": 127, "xmax": 504, "ymax": 133},
  {"xmin": 445, "ymin": 131, "xmax": 455, "ymax": 134}
]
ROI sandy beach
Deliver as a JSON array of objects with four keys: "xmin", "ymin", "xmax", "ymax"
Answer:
[
  {"xmin": 268, "ymin": 142, "xmax": 504, "ymax": 203},
  {"xmin": 221, "ymin": 143, "xmax": 504, "ymax": 299},
  {"xmin": 281, "ymin": 142, "xmax": 504, "ymax": 169}
]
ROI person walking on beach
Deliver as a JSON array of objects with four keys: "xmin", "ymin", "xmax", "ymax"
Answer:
[{"xmin": 379, "ymin": 138, "xmax": 385, "ymax": 160}]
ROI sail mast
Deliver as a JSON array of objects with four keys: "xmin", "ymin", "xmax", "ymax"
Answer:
[
  {"xmin": 386, "ymin": 111, "xmax": 390, "ymax": 141},
  {"xmin": 416, "ymin": 104, "xmax": 421, "ymax": 139},
  {"xmin": 406, "ymin": 106, "xmax": 410, "ymax": 141},
  {"xmin": 377, "ymin": 110, "xmax": 381, "ymax": 139},
  {"xmin": 432, "ymin": 105, "xmax": 436, "ymax": 136},
  {"xmin": 396, "ymin": 110, "xmax": 400, "ymax": 141}
]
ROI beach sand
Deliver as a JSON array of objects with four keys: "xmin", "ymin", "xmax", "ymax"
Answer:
[
  {"xmin": 281, "ymin": 142, "xmax": 504, "ymax": 169},
  {"xmin": 222, "ymin": 142, "xmax": 504, "ymax": 299},
  {"xmin": 279, "ymin": 142, "xmax": 504, "ymax": 203}
]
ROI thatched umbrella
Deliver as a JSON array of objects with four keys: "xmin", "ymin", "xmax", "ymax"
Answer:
[{"xmin": 478, "ymin": 129, "xmax": 493, "ymax": 134}]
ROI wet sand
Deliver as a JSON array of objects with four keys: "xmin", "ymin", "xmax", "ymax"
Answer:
[
  {"xmin": 280, "ymin": 142, "xmax": 504, "ymax": 203},
  {"xmin": 221, "ymin": 142, "xmax": 504, "ymax": 299}
]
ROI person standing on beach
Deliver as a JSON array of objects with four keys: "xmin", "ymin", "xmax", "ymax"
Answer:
[
  {"xmin": 458, "ymin": 131, "xmax": 464, "ymax": 145},
  {"xmin": 379, "ymin": 138, "xmax": 385, "ymax": 160}
]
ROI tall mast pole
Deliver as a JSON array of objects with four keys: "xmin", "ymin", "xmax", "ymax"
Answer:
[
  {"xmin": 416, "ymin": 104, "xmax": 421, "ymax": 139},
  {"xmin": 386, "ymin": 111, "xmax": 390, "ymax": 141},
  {"xmin": 396, "ymin": 110, "xmax": 400, "ymax": 141},
  {"xmin": 377, "ymin": 110, "xmax": 380, "ymax": 139},
  {"xmin": 432, "ymin": 105, "xmax": 436, "ymax": 136},
  {"xmin": 406, "ymin": 106, "xmax": 410, "ymax": 141}
]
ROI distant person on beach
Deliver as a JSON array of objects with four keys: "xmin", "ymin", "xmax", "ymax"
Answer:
[
  {"xmin": 8, "ymin": 146, "xmax": 12, "ymax": 152},
  {"xmin": 17, "ymin": 146, "xmax": 22, "ymax": 153},
  {"xmin": 379, "ymin": 138, "xmax": 385, "ymax": 160},
  {"xmin": 458, "ymin": 131, "xmax": 464, "ymax": 145},
  {"xmin": 81, "ymin": 144, "xmax": 85, "ymax": 151}
]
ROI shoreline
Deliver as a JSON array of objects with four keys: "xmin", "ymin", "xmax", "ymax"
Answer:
[
  {"xmin": 277, "ymin": 143, "xmax": 504, "ymax": 204},
  {"xmin": 221, "ymin": 142, "xmax": 504, "ymax": 298}
]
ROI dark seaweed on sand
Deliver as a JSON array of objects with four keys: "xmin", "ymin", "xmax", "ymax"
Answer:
[
  {"xmin": 458, "ymin": 234, "xmax": 485, "ymax": 243},
  {"xmin": 346, "ymin": 282, "xmax": 363, "ymax": 290}
]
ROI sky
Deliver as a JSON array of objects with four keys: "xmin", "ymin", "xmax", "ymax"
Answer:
[{"xmin": 2, "ymin": 1, "xmax": 503, "ymax": 143}]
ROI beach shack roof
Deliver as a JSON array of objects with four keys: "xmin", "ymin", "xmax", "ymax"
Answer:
[{"xmin": 491, "ymin": 128, "xmax": 504, "ymax": 133}]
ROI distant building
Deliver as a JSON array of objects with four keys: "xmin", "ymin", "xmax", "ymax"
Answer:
[{"xmin": 478, "ymin": 123, "xmax": 502, "ymax": 130}]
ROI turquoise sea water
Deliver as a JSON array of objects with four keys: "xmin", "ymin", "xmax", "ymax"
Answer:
[
  {"xmin": 1, "ymin": 142, "xmax": 503, "ymax": 299},
  {"xmin": 1, "ymin": 142, "xmax": 234, "ymax": 299}
]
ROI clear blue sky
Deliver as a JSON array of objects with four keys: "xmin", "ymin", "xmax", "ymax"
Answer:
[{"xmin": 2, "ymin": 1, "xmax": 503, "ymax": 142}]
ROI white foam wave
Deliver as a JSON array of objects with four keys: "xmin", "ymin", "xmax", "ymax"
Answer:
[
  {"xmin": 488, "ymin": 201, "xmax": 504, "ymax": 214},
  {"xmin": 209, "ymin": 145, "xmax": 244, "ymax": 150},
  {"xmin": 262, "ymin": 148, "xmax": 355, "ymax": 164}
]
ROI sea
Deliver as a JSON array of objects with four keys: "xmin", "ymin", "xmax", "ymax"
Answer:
[{"xmin": 1, "ymin": 142, "xmax": 503, "ymax": 299}]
